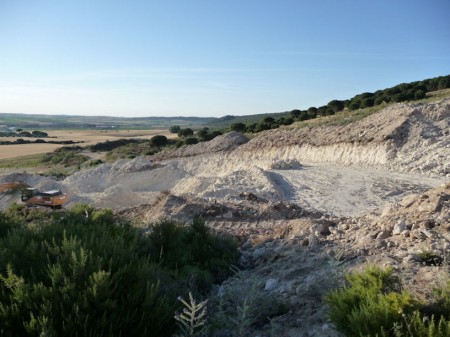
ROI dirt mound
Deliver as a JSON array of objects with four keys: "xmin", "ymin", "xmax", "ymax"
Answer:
[
  {"xmin": 118, "ymin": 191, "xmax": 319, "ymax": 226},
  {"xmin": 154, "ymin": 131, "xmax": 249, "ymax": 160}
]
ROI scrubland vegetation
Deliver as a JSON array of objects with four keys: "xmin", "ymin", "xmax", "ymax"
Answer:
[
  {"xmin": 0, "ymin": 205, "xmax": 238, "ymax": 336},
  {"xmin": 2, "ymin": 204, "xmax": 449, "ymax": 337},
  {"xmin": 327, "ymin": 266, "xmax": 450, "ymax": 337}
]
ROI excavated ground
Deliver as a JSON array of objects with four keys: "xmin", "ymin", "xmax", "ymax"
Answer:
[{"xmin": 0, "ymin": 98, "xmax": 449, "ymax": 336}]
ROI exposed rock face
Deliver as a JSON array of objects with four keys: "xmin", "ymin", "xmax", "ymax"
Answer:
[{"xmin": 235, "ymin": 98, "xmax": 450, "ymax": 176}]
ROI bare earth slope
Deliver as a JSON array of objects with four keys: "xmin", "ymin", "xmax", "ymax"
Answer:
[{"xmin": 236, "ymin": 98, "xmax": 449, "ymax": 176}]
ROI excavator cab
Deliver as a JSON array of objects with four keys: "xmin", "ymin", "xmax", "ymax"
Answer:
[{"xmin": 21, "ymin": 188, "xmax": 39, "ymax": 201}]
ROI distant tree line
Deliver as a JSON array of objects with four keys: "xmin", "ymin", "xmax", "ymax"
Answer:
[
  {"xmin": 287, "ymin": 74, "xmax": 450, "ymax": 123},
  {"xmin": 0, "ymin": 129, "xmax": 49, "ymax": 138},
  {"xmin": 162, "ymin": 75, "xmax": 450, "ymax": 145},
  {"xmin": 167, "ymin": 126, "xmax": 224, "ymax": 148},
  {"xmin": 0, "ymin": 139, "xmax": 82, "ymax": 146},
  {"xmin": 187, "ymin": 74, "xmax": 450, "ymax": 136},
  {"xmin": 90, "ymin": 139, "xmax": 141, "ymax": 152}
]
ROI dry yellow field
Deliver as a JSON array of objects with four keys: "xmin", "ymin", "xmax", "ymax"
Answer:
[{"xmin": 0, "ymin": 129, "xmax": 175, "ymax": 160}]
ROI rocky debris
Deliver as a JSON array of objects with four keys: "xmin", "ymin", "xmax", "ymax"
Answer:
[
  {"xmin": 117, "ymin": 191, "xmax": 320, "ymax": 226},
  {"xmin": 393, "ymin": 221, "xmax": 407, "ymax": 235},
  {"xmin": 270, "ymin": 158, "xmax": 303, "ymax": 170},
  {"xmin": 193, "ymin": 183, "xmax": 450, "ymax": 337}
]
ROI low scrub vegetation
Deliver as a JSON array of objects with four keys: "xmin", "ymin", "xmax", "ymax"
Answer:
[
  {"xmin": 41, "ymin": 146, "xmax": 88, "ymax": 167},
  {"xmin": 326, "ymin": 266, "xmax": 450, "ymax": 337},
  {"xmin": 0, "ymin": 205, "xmax": 238, "ymax": 336}
]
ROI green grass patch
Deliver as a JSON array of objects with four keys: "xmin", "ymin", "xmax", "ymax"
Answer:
[{"xmin": 0, "ymin": 154, "xmax": 44, "ymax": 169}]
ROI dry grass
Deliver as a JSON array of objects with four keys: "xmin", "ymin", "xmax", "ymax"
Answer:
[
  {"xmin": 0, "ymin": 129, "xmax": 176, "ymax": 160},
  {"xmin": 0, "ymin": 144, "xmax": 62, "ymax": 160}
]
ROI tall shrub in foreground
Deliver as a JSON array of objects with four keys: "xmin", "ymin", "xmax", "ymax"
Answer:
[
  {"xmin": 0, "ymin": 206, "xmax": 239, "ymax": 337},
  {"xmin": 326, "ymin": 266, "xmax": 450, "ymax": 337},
  {"xmin": 0, "ymin": 205, "xmax": 176, "ymax": 337},
  {"xmin": 147, "ymin": 218, "xmax": 239, "ymax": 294}
]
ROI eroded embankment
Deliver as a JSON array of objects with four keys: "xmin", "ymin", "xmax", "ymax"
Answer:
[{"xmin": 233, "ymin": 98, "xmax": 450, "ymax": 176}]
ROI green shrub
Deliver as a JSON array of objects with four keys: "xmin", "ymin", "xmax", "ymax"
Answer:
[
  {"xmin": 326, "ymin": 266, "xmax": 450, "ymax": 337},
  {"xmin": 0, "ymin": 207, "xmax": 239, "ymax": 336},
  {"xmin": 41, "ymin": 147, "xmax": 89, "ymax": 169},
  {"xmin": 147, "ymin": 218, "xmax": 239, "ymax": 294},
  {"xmin": 185, "ymin": 137, "xmax": 199, "ymax": 145},
  {"xmin": 417, "ymin": 251, "xmax": 443, "ymax": 266},
  {"xmin": 0, "ymin": 207, "xmax": 176, "ymax": 337}
]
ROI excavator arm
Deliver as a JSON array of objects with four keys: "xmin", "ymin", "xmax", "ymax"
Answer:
[{"xmin": 0, "ymin": 182, "xmax": 27, "ymax": 193}]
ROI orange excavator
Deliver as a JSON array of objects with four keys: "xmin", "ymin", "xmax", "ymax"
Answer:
[{"xmin": 0, "ymin": 182, "xmax": 68, "ymax": 209}]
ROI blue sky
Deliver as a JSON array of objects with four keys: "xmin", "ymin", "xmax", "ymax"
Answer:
[{"xmin": 0, "ymin": 0, "xmax": 449, "ymax": 117}]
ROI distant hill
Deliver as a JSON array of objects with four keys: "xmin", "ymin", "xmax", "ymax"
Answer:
[
  {"xmin": 1, "ymin": 74, "xmax": 448, "ymax": 131},
  {"xmin": 0, "ymin": 113, "xmax": 218, "ymax": 130}
]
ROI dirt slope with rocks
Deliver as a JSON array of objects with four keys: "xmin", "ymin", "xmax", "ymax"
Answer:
[
  {"xmin": 117, "ymin": 182, "xmax": 450, "ymax": 337},
  {"xmin": 235, "ymin": 98, "xmax": 450, "ymax": 176}
]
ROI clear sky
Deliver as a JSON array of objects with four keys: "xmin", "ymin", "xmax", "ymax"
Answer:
[{"xmin": 1, "ymin": 0, "xmax": 449, "ymax": 117}]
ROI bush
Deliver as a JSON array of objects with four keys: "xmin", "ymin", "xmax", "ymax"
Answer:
[
  {"xmin": 196, "ymin": 128, "xmax": 209, "ymax": 141},
  {"xmin": 0, "ymin": 207, "xmax": 239, "ymax": 336},
  {"xmin": 327, "ymin": 100, "xmax": 345, "ymax": 113},
  {"xmin": 348, "ymin": 101, "xmax": 361, "ymax": 111},
  {"xmin": 185, "ymin": 137, "xmax": 199, "ymax": 145},
  {"xmin": 169, "ymin": 125, "xmax": 181, "ymax": 133},
  {"xmin": 151, "ymin": 135, "xmax": 168, "ymax": 147},
  {"xmin": 147, "ymin": 218, "xmax": 239, "ymax": 294},
  {"xmin": 90, "ymin": 139, "xmax": 140, "ymax": 152},
  {"xmin": 178, "ymin": 128, "xmax": 194, "ymax": 137},
  {"xmin": 208, "ymin": 270, "xmax": 288, "ymax": 336},
  {"xmin": 326, "ymin": 266, "xmax": 450, "ymax": 337},
  {"xmin": 0, "ymin": 207, "xmax": 177, "ymax": 337},
  {"xmin": 31, "ymin": 130, "xmax": 48, "ymax": 137},
  {"xmin": 230, "ymin": 122, "xmax": 246, "ymax": 132}
]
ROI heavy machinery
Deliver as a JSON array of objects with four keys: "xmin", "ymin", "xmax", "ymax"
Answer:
[
  {"xmin": 0, "ymin": 182, "xmax": 25, "ymax": 193},
  {"xmin": 21, "ymin": 188, "xmax": 68, "ymax": 209},
  {"xmin": 0, "ymin": 182, "xmax": 68, "ymax": 209}
]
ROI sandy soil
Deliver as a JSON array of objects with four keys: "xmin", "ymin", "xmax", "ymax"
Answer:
[
  {"xmin": 0, "ymin": 144, "xmax": 62, "ymax": 160},
  {"xmin": 273, "ymin": 163, "xmax": 446, "ymax": 216}
]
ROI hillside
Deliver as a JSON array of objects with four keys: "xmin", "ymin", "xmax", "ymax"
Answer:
[{"xmin": 1, "ymin": 74, "xmax": 449, "ymax": 132}]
